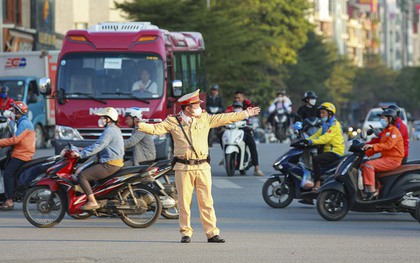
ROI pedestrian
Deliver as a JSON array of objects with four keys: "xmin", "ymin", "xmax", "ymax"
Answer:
[
  {"xmin": 0, "ymin": 101, "xmax": 35, "ymax": 210},
  {"xmin": 137, "ymin": 89, "xmax": 261, "ymax": 243},
  {"xmin": 123, "ymin": 107, "xmax": 156, "ymax": 166}
]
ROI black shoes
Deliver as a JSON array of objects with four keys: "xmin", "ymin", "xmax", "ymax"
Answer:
[
  {"xmin": 207, "ymin": 235, "xmax": 225, "ymax": 243},
  {"xmin": 180, "ymin": 235, "xmax": 225, "ymax": 243},
  {"xmin": 181, "ymin": 236, "xmax": 191, "ymax": 243}
]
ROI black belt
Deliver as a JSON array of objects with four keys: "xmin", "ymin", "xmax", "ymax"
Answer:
[{"xmin": 174, "ymin": 157, "xmax": 209, "ymax": 165}]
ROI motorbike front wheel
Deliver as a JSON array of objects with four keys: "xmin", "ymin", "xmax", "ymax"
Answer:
[
  {"xmin": 120, "ymin": 185, "xmax": 162, "ymax": 228},
  {"xmin": 262, "ymin": 177, "xmax": 295, "ymax": 208},
  {"xmin": 225, "ymin": 153, "xmax": 237, "ymax": 177},
  {"xmin": 316, "ymin": 190, "xmax": 349, "ymax": 221},
  {"xmin": 23, "ymin": 186, "xmax": 66, "ymax": 228},
  {"xmin": 161, "ymin": 182, "xmax": 179, "ymax": 219}
]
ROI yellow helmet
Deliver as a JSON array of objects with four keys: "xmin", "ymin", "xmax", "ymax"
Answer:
[{"xmin": 318, "ymin": 102, "xmax": 336, "ymax": 114}]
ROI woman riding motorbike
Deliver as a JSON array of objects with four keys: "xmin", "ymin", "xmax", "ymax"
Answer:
[{"xmin": 72, "ymin": 107, "xmax": 124, "ymax": 210}]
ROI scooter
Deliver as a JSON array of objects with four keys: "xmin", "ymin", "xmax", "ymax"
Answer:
[
  {"xmin": 0, "ymin": 155, "xmax": 62, "ymax": 203},
  {"xmin": 22, "ymin": 143, "xmax": 162, "ymax": 228},
  {"xmin": 262, "ymin": 118, "xmax": 342, "ymax": 208},
  {"xmin": 273, "ymin": 108, "xmax": 289, "ymax": 142},
  {"xmin": 221, "ymin": 120, "xmax": 252, "ymax": 176},
  {"xmin": 207, "ymin": 106, "xmax": 223, "ymax": 147},
  {"xmin": 316, "ymin": 139, "xmax": 420, "ymax": 221}
]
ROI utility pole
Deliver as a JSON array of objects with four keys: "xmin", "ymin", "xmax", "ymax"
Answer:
[{"xmin": 207, "ymin": 0, "xmax": 211, "ymax": 10}]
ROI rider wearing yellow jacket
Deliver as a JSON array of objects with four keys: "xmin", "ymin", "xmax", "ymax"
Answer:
[{"xmin": 305, "ymin": 102, "xmax": 345, "ymax": 195}]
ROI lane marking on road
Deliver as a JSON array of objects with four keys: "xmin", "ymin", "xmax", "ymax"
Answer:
[{"xmin": 213, "ymin": 178, "xmax": 242, "ymax": 189}]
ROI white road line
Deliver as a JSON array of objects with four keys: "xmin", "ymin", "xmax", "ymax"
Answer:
[{"xmin": 212, "ymin": 178, "xmax": 242, "ymax": 189}]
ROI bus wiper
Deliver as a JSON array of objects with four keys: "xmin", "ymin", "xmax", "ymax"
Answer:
[
  {"xmin": 65, "ymin": 92, "xmax": 107, "ymax": 104},
  {"xmin": 102, "ymin": 92, "xmax": 150, "ymax": 104}
]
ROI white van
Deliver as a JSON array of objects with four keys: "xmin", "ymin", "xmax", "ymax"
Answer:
[{"xmin": 362, "ymin": 107, "xmax": 407, "ymax": 141}]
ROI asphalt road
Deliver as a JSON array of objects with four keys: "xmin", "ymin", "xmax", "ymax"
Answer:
[{"xmin": 1, "ymin": 141, "xmax": 420, "ymax": 262}]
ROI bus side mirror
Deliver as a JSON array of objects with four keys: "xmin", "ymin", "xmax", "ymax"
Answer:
[
  {"xmin": 172, "ymin": 80, "xmax": 182, "ymax": 97},
  {"xmin": 39, "ymin": 77, "xmax": 52, "ymax": 95}
]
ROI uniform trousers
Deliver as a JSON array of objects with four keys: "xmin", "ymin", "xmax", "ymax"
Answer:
[
  {"xmin": 175, "ymin": 167, "xmax": 219, "ymax": 238},
  {"xmin": 361, "ymin": 157, "xmax": 401, "ymax": 186}
]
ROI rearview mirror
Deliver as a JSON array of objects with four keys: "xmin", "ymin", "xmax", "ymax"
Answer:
[
  {"xmin": 172, "ymin": 80, "xmax": 182, "ymax": 97},
  {"xmin": 39, "ymin": 77, "xmax": 52, "ymax": 95}
]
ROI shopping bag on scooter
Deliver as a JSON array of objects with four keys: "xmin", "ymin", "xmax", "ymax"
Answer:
[{"xmin": 301, "ymin": 169, "xmax": 314, "ymax": 189}]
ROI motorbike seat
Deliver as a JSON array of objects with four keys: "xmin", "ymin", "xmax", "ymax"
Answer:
[
  {"xmin": 376, "ymin": 164, "xmax": 420, "ymax": 178},
  {"xmin": 15, "ymin": 155, "xmax": 61, "ymax": 176}
]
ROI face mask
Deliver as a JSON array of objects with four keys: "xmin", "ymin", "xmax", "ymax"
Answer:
[
  {"xmin": 234, "ymin": 108, "xmax": 242, "ymax": 113},
  {"xmin": 98, "ymin": 118, "xmax": 107, "ymax": 128},
  {"xmin": 380, "ymin": 119, "xmax": 388, "ymax": 128},
  {"xmin": 308, "ymin": 99, "xmax": 316, "ymax": 106},
  {"xmin": 190, "ymin": 107, "xmax": 202, "ymax": 116},
  {"xmin": 0, "ymin": 93, "xmax": 7, "ymax": 99},
  {"xmin": 321, "ymin": 116, "xmax": 328, "ymax": 122}
]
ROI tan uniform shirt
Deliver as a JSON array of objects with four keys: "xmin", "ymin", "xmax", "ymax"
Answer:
[{"xmin": 138, "ymin": 111, "xmax": 248, "ymax": 170}]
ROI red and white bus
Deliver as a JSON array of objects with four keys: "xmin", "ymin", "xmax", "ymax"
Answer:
[{"xmin": 41, "ymin": 22, "xmax": 205, "ymax": 158}]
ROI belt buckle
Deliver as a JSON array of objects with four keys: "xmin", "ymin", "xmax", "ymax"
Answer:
[{"xmin": 188, "ymin": 160, "xmax": 195, "ymax": 165}]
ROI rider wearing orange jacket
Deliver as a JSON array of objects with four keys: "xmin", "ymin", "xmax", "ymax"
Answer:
[
  {"xmin": 367, "ymin": 104, "xmax": 409, "ymax": 164},
  {"xmin": 361, "ymin": 108, "xmax": 404, "ymax": 200}
]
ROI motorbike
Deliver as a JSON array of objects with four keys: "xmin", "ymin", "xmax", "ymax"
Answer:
[
  {"xmin": 221, "ymin": 120, "xmax": 252, "ymax": 176},
  {"xmin": 22, "ymin": 144, "xmax": 162, "ymax": 228},
  {"xmin": 273, "ymin": 108, "xmax": 289, "ymax": 142},
  {"xmin": 316, "ymin": 139, "xmax": 420, "ymax": 221},
  {"xmin": 207, "ymin": 106, "xmax": 223, "ymax": 147},
  {"xmin": 145, "ymin": 159, "xmax": 179, "ymax": 219},
  {"xmin": 0, "ymin": 155, "xmax": 62, "ymax": 203},
  {"xmin": 262, "ymin": 117, "xmax": 342, "ymax": 208}
]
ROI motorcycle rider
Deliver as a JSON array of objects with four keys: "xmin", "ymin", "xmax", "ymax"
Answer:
[
  {"xmin": 124, "ymin": 107, "xmax": 156, "ymax": 166},
  {"xmin": 267, "ymin": 91, "xmax": 293, "ymax": 128},
  {"xmin": 0, "ymin": 101, "xmax": 35, "ymax": 210},
  {"xmin": 302, "ymin": 102, "xmax": 345, "ymax": 198},
  {"xmin": 206, "ymin": 84, "xmax": 224, "ymax": 113},
  {"xmin": 226, "ymin": 101, "xmax": 264, "ymax": 176},
  {"xmin": 72, "ymin": 107, "xmax": 124, "ymax": 210},
  {"xmin": 366, "ymin": 104, "xmax": 409, "ymax": 164},
  {"xmin": 361, "ymin": 108, "xmax": 404, "ymax": 200},
  {"xmin": 296, "ymin": 91, "xmax": 318, "ymax": 121},
  {"xmin": 0, "ymin": 86, "xmax": 15, "ymax": 111}
]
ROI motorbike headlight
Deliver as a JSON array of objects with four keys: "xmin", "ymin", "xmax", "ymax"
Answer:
[
  {"xmin": 234, "ymin": 133, "xmax": 244, "ymax": 144},
  {"xmin": 222, "ymin": 133, "xmax": 229, "ymax": 144},
  {"xmin": 55, "ymin": 125, "xmax": 83, "ymax": 140}
]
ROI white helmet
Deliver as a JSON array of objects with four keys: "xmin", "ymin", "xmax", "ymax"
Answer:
[
  {"xmin": 95, "ymin": 107, "xmax": 119, "ymax": 122},
  {"xmin": 125, "ymin": 107, "xmax": 143, "ymax": 120}
]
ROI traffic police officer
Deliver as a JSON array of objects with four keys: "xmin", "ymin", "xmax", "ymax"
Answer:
[{"xmin": 137, "ymin": 89, "xmax": 261, "ymax": 243}]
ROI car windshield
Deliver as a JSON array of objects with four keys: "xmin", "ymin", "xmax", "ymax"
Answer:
[
  {"xmin": 57, "ymin": 52, "xmax": 164, "ymax": 100},
  {"xmin": 367, "ymin": 110, "xmax": 382, "ymax": 122},
  {"xmin": 0, "ymin": 80, "xmax": 25, "ymax": 101}
]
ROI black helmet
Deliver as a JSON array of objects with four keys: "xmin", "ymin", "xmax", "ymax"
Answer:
[
  {"xmin": 385, "ymin": 104, "xmax": 400, "ymax": 117},
  {"xmin": 303, "ymin": 91, "xmax": 317, "ymax": 100},
  {"xmin": 233, "ymin": 101, "xmax": 243, "ymax": 108},
  {"xmin": 210, "ymin": 84, "xmax": 219, "ymax": 90},
  {"xmin": 378, "ymin": 108, "xmax": 398, "ymax": 123}
]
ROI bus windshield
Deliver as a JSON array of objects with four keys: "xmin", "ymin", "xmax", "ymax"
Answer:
[{"xmin": 57, "ymin": 53, "xmax": 164, "ymax": 100}]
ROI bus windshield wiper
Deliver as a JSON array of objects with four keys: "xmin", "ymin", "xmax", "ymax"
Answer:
[
  {"xmin": 102, "ymin": 92, "xmax": 150, "ymax": 104},
  {"xmin": 65, "ymin": 92, "xmax": 107, "ymax": 104}
]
